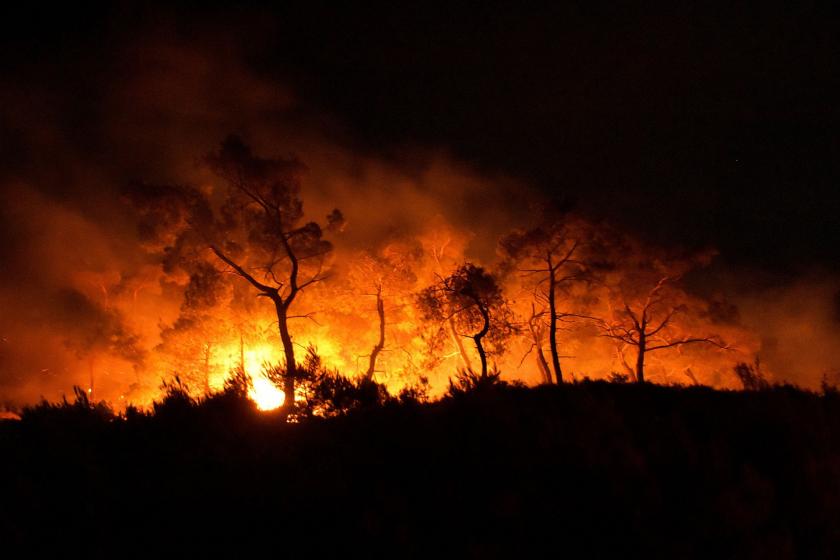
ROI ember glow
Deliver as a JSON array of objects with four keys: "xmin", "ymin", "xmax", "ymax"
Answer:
[
  {"xmin": 242, "ymin": 345, "xmax": 284, "ymax": 410},
  {"xmin": 249, "ymin": 375, "xmax": 284, "ymax": 411}
]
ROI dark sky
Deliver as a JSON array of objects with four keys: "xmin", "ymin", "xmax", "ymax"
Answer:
[{"xmin": 2, "ymin": 2, "xmax": 839, "ymax": 275}]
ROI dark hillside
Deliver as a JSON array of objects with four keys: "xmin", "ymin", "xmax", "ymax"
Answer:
[{"xmin": 2, "ymin": 382, "xmax": 839, "ymax": 558}]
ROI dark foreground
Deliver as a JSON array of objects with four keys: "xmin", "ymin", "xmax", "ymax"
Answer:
[{"xmin": 2, "ymin": 381, "xmax": 839, "ymax": 558}]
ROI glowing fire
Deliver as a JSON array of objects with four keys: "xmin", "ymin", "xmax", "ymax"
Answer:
[
  {"xmin": 242, "ymin": 345, "xmax": 285, "ymax": 411},
  {"xmin": 249, "ymin": 375, "xmax": 285, "ymax": 411}
]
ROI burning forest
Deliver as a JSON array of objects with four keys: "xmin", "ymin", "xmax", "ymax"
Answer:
[
  {"xmin": 3, "ymin": 4, "xmax": 840, "ymax": 557},
  {"xmin": 1, "ymin": 131, "xmax": 768, "ymax": 413},
  {"xmin": 0, "ymin": 19, "xmax": 837, "ymax": 412}
]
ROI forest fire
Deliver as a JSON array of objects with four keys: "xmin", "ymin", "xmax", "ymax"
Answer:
[
  {"xmin": 248, "ymin": 373, "xmax": 285, "ymax": 411},
  {"xmin": 4, "ymin": 7, "xmax": 840, "ymax": 557},
  {"xmin": 109, "ymin": 134, "xmax": 761, "ymax": 409},
  {"xmin": 0, "ymin": 37, "xmax": 837, "ymax": 412},
  {"xmin": 0, "ymin": 133, "xmax": 805, "ymax": 410},
  {"xmin": 241, "ymin": 345, "xmax": 284, "ymax": 410}
]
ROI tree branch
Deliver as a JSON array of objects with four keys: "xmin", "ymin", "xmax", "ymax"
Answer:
[
  {"xmin": 647, "ymin": 337, "xmax": 727, "ymax": 352},
  {"xmin": 211, "ymin": 245, "xmax": 276, "ymax": 295}
]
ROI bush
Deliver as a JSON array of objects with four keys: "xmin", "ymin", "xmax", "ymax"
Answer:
[
  {"xmin": 20, "ymin": 386, "xmax": 115, "ymax": 425},
  {"xmin": 152, "ymin": 376, "xmax": 198, "ymax": 419},
  {"xmin": 446, "ymin": 367, "xmax": 508, "ymax": 397},
  {"xmin": 734, "ymin": 362, "xmax": 770, "ymax": 391}
]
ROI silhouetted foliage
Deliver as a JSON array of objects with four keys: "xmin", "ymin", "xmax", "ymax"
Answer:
[
  {"xmin": 20, "ymin": 386, "xmax": 115, "ymax": 425},
  {"xmin": 599, "ymin": 276, "xmax": 727, "ymax": 383},
  {"xmin": 5, "ymin": 376, "xmax": 840, "ymax": 558},
  {"xmin": 735, "ymin": 360, "xmax": 771, "ymax": 391},
  {"xmin": 499, "ymin": 215, "xmax": 591, "ymax": 383},
  {"xmin": 262, "ymin": 346, "xmax": 390, "ymax": 418},
  {"xmin": 418, "ymin": 263, "xmax": 517, "ymax": 379},
  {"xmin": 396, "ymin": 376, "xmax": 430, "ymax": 405},
  {"xmin": 608, "ymin": 371, "xmax": 630, "ymax": 384},
  {"xmin": 446, "ymin": 367, "xmax": 507, "ymax": 397},
  {"xmin": 205, "ymin": 135, "xmax": 343, "ymax": 413}
]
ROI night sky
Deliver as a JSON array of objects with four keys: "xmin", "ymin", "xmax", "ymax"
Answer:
[{"xmin": 2, "ymin": 3, "xmax": 838, "ymax": 274}]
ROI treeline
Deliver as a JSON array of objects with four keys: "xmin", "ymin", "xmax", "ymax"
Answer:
[{"xmin": 125, "ymin": 135, "xmax": 751, "ymax": 406}]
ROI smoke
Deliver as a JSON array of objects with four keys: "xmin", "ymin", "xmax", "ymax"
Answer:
[
  {"xmin": 0, "ymin": 29, "xmax": 837, "ymax": 406},
  {"xmin": 734, "ymin": 273, "xmax": 840, "ymax": 387}
]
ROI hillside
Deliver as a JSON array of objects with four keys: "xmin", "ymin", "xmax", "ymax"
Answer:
[{"xmin": 2, "ymin": 381, "xmax": 839, "ymax": 557}]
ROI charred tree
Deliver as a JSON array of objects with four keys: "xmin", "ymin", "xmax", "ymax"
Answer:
[
  {"xmin": 524, "ymin": 304, "xmax": 553, "ymax": 384},
  {"xmin": 206, "ymin": 135, "xmax": 343, "ymax": 412},
  {"xmin": 431, "ymin": 243, "xmax": 474, "ymax": 372},
  {"xmin": 364, "ymin": 284, "xmax": 386, "ymax": 381},
  {"xmin": 346, "ymin": 241, "xmax": 421, "ymax": 384},
  {"xmin": 599, "ymin": 277, "xmax": 727, "ymax": 383},
  {"xmin": 500, "ymin": 219, "xmax": 589, "ymax": 384},
  {"xmin": 418, "ymin": 263, "xmax": 516, "ymax": 379}
]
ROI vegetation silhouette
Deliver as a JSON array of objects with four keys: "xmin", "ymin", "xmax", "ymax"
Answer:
[
  {"xmin": 0, "ymin": 137, "xmax": 829, "ymax": 557},
  {"xmin": 4, "ymin": 360, "xmax": 840, "ymax": 558},
  {"xmin": 418, "ymin": 263, "xmax": 517, "ymax": 380}
]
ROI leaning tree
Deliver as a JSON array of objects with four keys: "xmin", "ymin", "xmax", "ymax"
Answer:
[
  {"xmin": 418, "ymin": 263, "xmax": 516, "ymax": 379},
  {"xmin": 342, "ymin": 239, "xmax": 422, "ymax": 382}
]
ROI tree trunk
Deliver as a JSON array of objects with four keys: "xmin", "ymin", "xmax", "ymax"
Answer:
[
  {"xmin": 474, "ymin": 335, "xmax": 488, "ymax": 379},
  {"xmin": 635, "ymin": 334, "xmax": 646, "ymax": 384},
  {"xmin": 275, "ymin": 300, "xmax": 297, "ymax": 410},
  {"xmin": 448, "ymin": 317, "xmax": 473, "ymax": 372},
  {"xmin": 474, "ymin": 304, "xmax": 491, "ymax": 379},
  {"xmin": 536, "ymin": 345, "xmax": 552, "ymax": 384},
  {"xmin": 527, "ymin": 313, "xmax": 552, "ymax": 384},
  {"xmin": 547, "ymin": 265, "xmax": 563, "ymax": 384},
  {"xmin": 365, "ymin": 286, "xmax": 385, "ymax": 381}
]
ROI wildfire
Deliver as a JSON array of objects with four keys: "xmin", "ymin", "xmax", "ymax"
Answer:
[
  {"xmin": 241, "ymin": 345, "xmax": 285, "ymax": 411},
  {"xmin": 249, "ymin": 375, "xmax": 285, "ymax": 411},
  {"xmin": 18, "ymin": 135, "xmax": 771, "ymax": 411}
]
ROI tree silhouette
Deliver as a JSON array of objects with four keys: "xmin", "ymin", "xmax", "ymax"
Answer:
[
  {"xmin": 500, "ymin": 218, "xmax": 589, "ymax": 383},
  {"xmin": 598, "ymin": 276, "xmax": 727, "ymax": 383},
  {"xmin": 205, "ymin": 135, "xmax": 343, "ymax": 411},
  {"xmin": 347, "ymin": 240, "xmax": 422, "ymax": 382},
  {"xmin": 523, "ymin": 303, "xmax": 553, "ymax": 384},
  {"xmin": 418, "ymin": 263, "xmax": 516, "ymax": 379}
]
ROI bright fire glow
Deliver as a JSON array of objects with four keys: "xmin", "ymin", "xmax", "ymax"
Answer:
[
  {"xmin": 242, "ymin": 345, "xmax": 285, "ymax": 411},
  {"xmin": 249, "ymin": 375, "xmax": 285, "ymax": 411}
]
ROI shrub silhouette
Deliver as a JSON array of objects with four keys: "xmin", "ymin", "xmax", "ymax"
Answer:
[
  {"xmin": 6, "ymin": 370, "xmax": 840, "ymax": 557},
  {"xmin": 734, "ymin": 361, "xmax": 771, "ymax": 391},
  {"xmin": 608, "ymin": 371, "xmax": 630, "ymax": 384},
  {"xmin": 20, "ymin": 386, "xmax": 115, "ymax": 426},
  {"xmin": 396, "ymin": 376, "xmax": 430, "ymax": 405},
  {"xmin": 446, "ymin": 366, "xmax": 509, "ymax": 397},
  {"xmin": 152, "ymin": 376, "xmax": 198, "ymax": 418},
  {"xmin": 264, "ymin": 346, "xmax": 391, "ymax": 418}
]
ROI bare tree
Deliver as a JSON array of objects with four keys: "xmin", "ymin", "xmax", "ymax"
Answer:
[
  {"xmin": 430, "ymin": 238, "xmax": 475, "ymax": 372},
  {"xmin": 522, "ymin": 303, "xmax": 553, "ymax": 384},
  {"xmin": 205, "ymin": 135, "xmax": 343, "ymax": 411},
  {"xmin": 598, "ymin": 277, "xmax": 726, "ymax": 383},
  {"xmin": 418, "ymin": 263, "xmax": 516, "ymax": 379},
  {"xmin": 332, "ymin": 240, "xmax": 422, "ymax": 383},
  {"xmin": 500, "ymin": 219, "xmax": 589, "ymax": 383}
]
